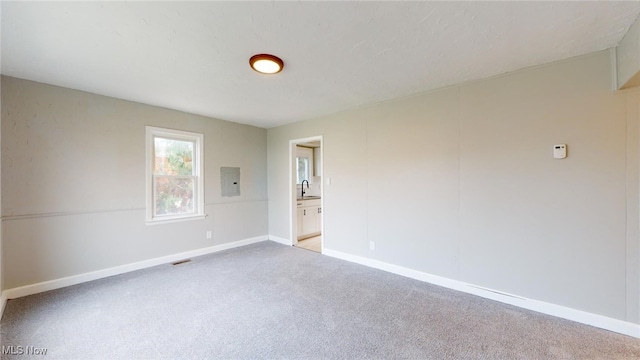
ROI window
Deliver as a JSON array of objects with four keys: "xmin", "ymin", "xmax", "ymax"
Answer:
[
  {"xmin": 297, "ymin": 157, "xmax": 310, "ymax": 184},
  {"xmin": 146, "ymin": 126, "xmax": 204, "ymax": 224},
  {"xmin": 296, "ymin": 146, "xmax": 313, "ymax": 184}
]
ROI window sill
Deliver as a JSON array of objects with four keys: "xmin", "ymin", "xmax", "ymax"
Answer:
[{"xmin": 146, "ymin": 214, "xmax": 206, "ymax": 226}]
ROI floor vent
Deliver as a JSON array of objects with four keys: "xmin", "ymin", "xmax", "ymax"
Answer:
[
  {"xmin": 172, "ymin": 259, "xmax": 192, "ymax": 266},
  {"xmin": 466, "ymin": 284, "xmax": 525, "ymax": 300}
]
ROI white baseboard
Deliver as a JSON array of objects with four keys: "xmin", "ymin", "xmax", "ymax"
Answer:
[
  {"xmin": 323, "ymin": 248, "xmax": 640, "ymax": 339},
  {"xmin": 268, "ymin": 235, "xmax": 292, "ymax": 246},
  {"xmin": 4, "ymin": 235, "xmax": 269, "ymax": 300}
]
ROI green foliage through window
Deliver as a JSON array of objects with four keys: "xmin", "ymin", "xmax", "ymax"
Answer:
[
  {"xmin": 154, "ymin": 138, "xmax": 194, "ymax": 176},
  {"xmin": 153, "ymin": 137, "xmax": 196, "ymax": 216}
]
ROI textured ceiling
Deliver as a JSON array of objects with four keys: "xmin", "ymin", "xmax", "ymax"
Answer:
[{"xmin": 2, "ymin": 1, "xmax": 640, "ymax": 128}]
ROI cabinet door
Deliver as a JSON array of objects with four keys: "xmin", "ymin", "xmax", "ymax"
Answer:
[{"xmin": 302, "ymin": 206, "xmax": 317, "ymax": 235}]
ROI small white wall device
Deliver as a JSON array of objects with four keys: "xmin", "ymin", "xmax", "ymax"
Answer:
[{"xmin": 553, "ymin": 144, "xmax": 567, "ymax": 159}]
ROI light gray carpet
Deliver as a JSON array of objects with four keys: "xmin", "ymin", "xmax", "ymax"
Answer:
[{"xmin": 1, "ymin": 241, "xmax": 640, "ymax": 359}]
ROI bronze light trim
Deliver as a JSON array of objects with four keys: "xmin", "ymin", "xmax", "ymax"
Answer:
[{"xmin": 249, "ymin": 54, "xmax": 284, "ymax": 74}]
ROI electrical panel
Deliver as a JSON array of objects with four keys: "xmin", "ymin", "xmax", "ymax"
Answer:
[{"xmin": 221, "ymin": 167, "xmax": 240, "ymax": 197}]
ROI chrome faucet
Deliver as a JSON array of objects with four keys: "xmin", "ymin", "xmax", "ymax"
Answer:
[{"xmin": 301, "ymin": 180, "xmax": 309, "ymax": 198}]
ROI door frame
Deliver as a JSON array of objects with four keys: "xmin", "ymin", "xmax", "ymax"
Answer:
[{"xmin": 289, "ymin": 135, "xmax": 324, "ymax": 252}]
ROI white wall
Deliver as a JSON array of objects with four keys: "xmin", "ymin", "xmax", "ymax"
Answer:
[
  {"xmin": 1, "ymin": 76, "xmax": 268, "ymax": 289},
  {"xmin": 267, "ymin": 51, "xmax": 640, "ymax": 324}
]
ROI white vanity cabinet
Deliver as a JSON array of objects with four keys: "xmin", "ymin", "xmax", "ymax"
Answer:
[{"xmin": 297, "ymin": 198, "xmax": 321, "ymax": 240}]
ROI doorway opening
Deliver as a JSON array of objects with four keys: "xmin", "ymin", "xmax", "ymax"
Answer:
[{"xmin": 290, "ymin": 136, "xmax": 323, "ymax": 253}]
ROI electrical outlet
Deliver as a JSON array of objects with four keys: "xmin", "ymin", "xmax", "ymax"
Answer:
[
  {"xmin": 206, "ymin": 231, "xmax": 212, "ymax": 239},
  {"xmin": 369, "ymin": 241, "xmax": 375, "ymax": 250}
]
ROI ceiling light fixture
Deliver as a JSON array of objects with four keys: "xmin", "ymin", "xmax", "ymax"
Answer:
[{"xmin": 249, "ymin": 54, "xmax": 284, "ymax": 74}]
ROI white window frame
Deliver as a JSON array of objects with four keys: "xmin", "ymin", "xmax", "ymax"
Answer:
[{"xmin": 146, "ymin": 126, "xmax": 205, "ymax": 224}]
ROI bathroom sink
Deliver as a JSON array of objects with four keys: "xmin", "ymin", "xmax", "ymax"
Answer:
[{"xmin": 297, "ymin": 196, "xmax": 321, "ymax": 200}]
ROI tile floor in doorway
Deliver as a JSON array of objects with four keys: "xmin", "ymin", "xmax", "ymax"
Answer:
[{"xmin": 296, "ymin": 235, "xmax": 321, "ymax": 253}]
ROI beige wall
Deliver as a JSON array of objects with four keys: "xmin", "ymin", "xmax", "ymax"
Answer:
[
  {"xmin": 1, "ymin": 76, "xmax": 268, "ymax": 289},
  {"xmin": 267, "ymin": 51, "xmax": 640, "ymax": 324}
]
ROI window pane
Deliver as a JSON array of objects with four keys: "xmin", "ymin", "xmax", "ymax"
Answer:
[
  {"xmin": 154, "ymin": 138, "xmax": 194, "ymax": 176},
  {"xmin": 154, "ymin": 176, "xmax": 194, "ymax": 216},
  {"xmin": 297, "ymin": 157, "xmax": 309, "ymax": 183}
]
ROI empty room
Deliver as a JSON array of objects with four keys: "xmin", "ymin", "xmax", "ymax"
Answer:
[{"xmin": 2, "ymin": 1, "xmax": 640, "ymax": 358}]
